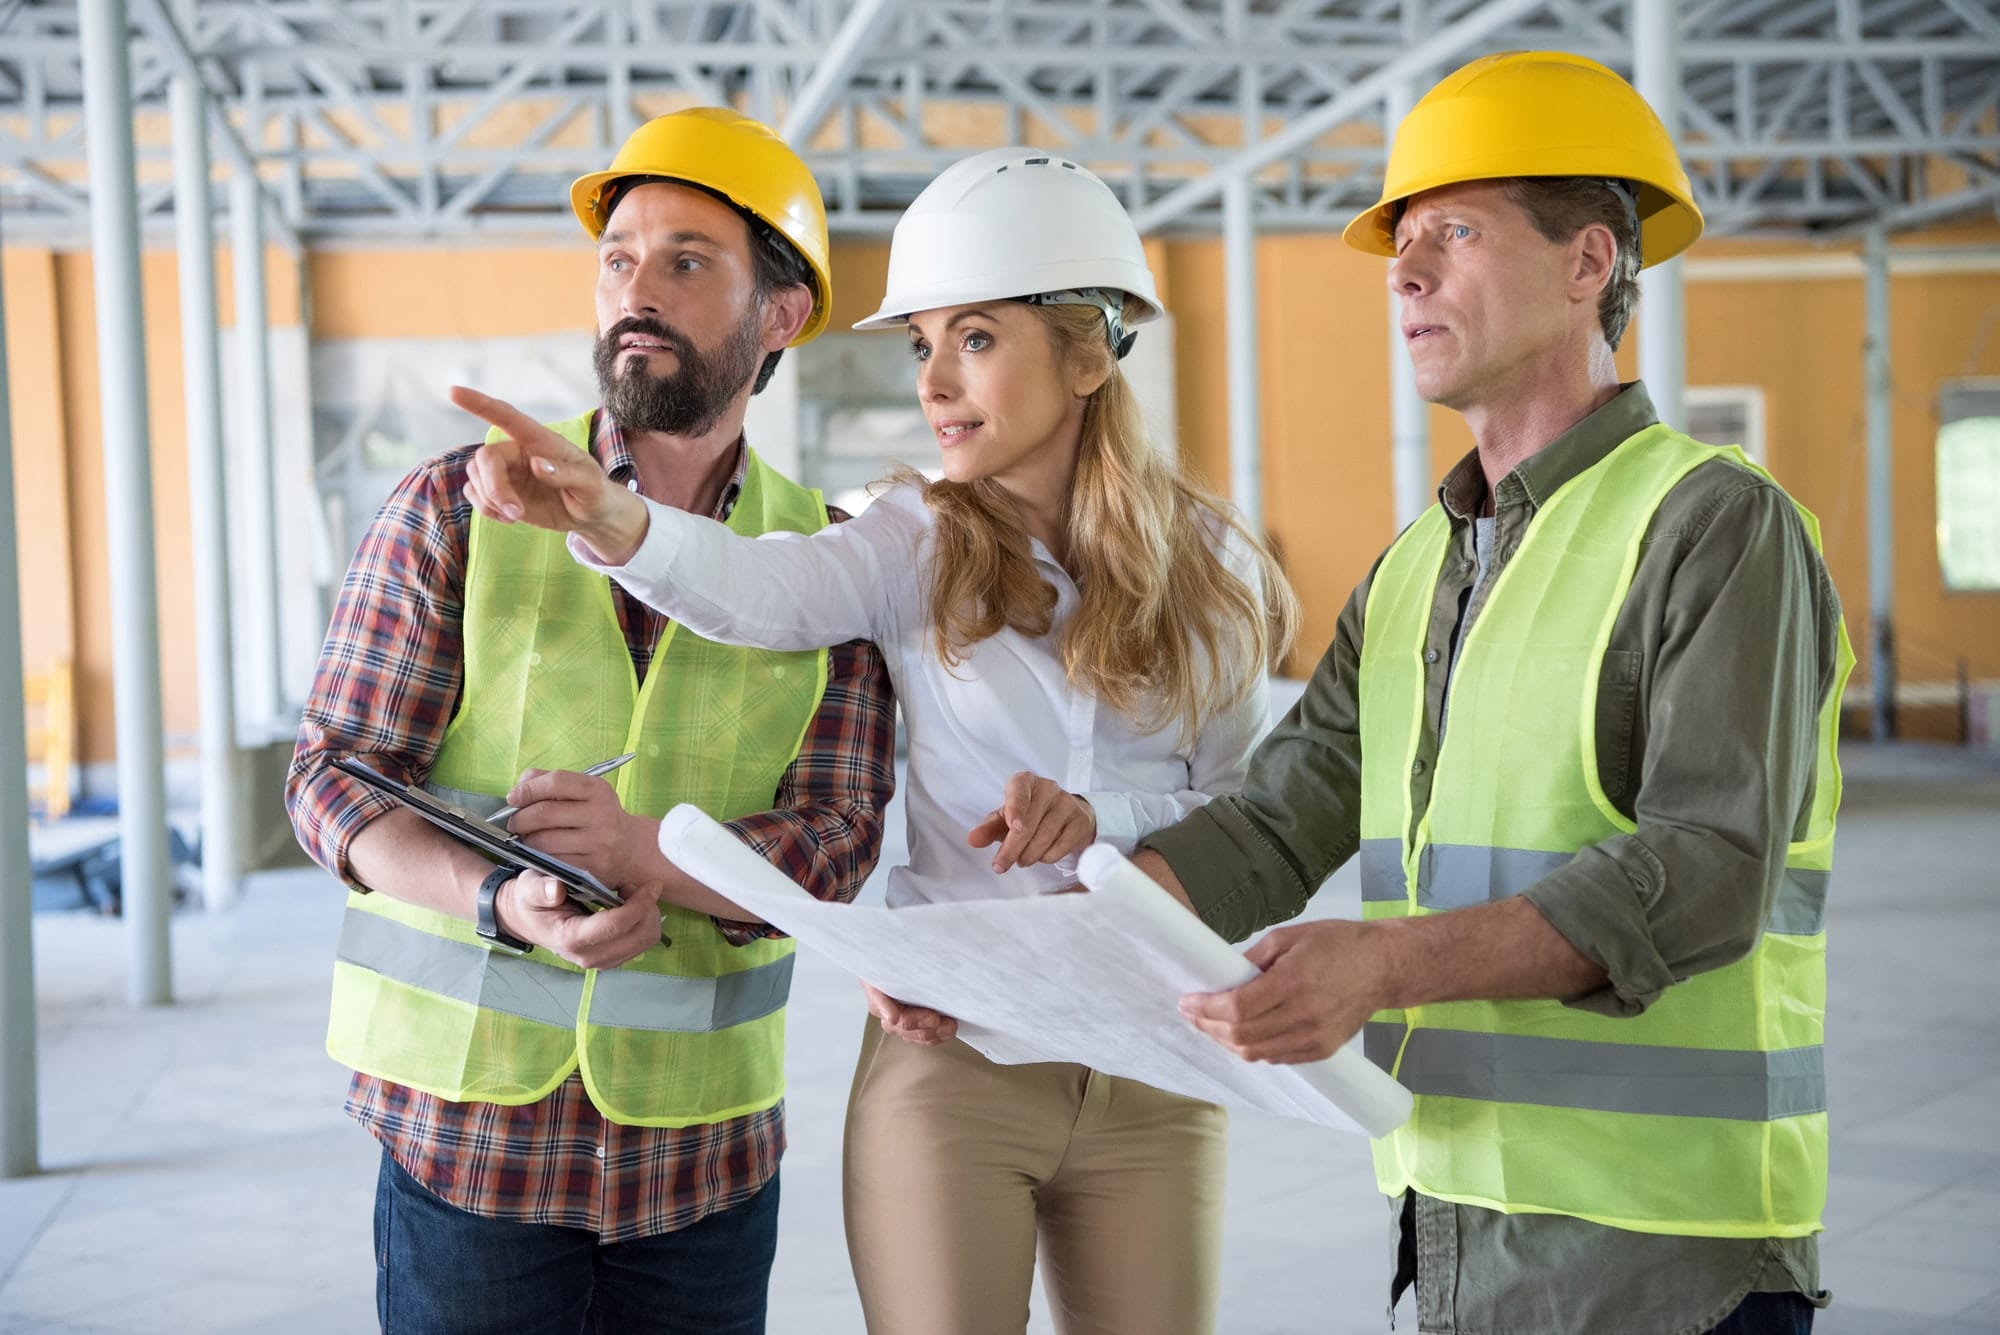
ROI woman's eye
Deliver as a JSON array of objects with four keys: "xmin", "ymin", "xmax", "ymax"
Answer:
[
  {"xmin": 963, "ymin": 332, "xmax": 990, "ymax": 352},
  {"xmin": 908, "ymin": 342, "xmax": 930, "ymax": 361}
]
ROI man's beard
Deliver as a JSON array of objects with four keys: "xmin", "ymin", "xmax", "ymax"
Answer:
[{"xmin": 593, "ymin": 307, "xmax": 766, "ymax": 438}]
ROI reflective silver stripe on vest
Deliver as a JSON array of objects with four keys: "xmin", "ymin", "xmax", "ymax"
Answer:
[
  {"xmin": 1364, "ymin": 1020, "xmax": 1406, "ymax": 1072},
  {"xmin": 588, "ymin": 954, "xmax": 795, "ymax": 1033},
  {"xmin": 338, "ymin": 909, "xmax": 794, "ymax": 1033},
  {"xmin": 338, "ymin": 908, "xmax": 583, "ymax": 1028},
  {"xmin": 1369, "ymin": 1024, "xmax": 1825, "ymax": 1121},
  {"xmin": 1358, "ymin": 840, "xmax": 1404, "ymax": 903},
  {"xmin": 1357, "ymin": 840, "xmax": 1828, "ymax": 935},
  {"xmin": 1766, "ymin": 869, "xmax": 1830, "ymax": 935}
]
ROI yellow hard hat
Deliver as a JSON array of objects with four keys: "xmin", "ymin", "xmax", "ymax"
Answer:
[
  {"xmin": 570, "ymin": 108, "xmax": 834, "ymax": 344},
  {"xmin": 1343, "ymin": 51, "xmax": 1703, "ymax": 268}
]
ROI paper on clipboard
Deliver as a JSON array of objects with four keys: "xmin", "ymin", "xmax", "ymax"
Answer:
[
  {"xmin": 659, "ymin": 804, "xmax": 1412, "ymax": 1137},
  {"xmin": 333, "ymin": 757, "xmax": 625, "ymax": 910}
]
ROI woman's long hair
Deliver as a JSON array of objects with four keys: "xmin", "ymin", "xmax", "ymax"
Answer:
[{"xmin": 896, "ymin": 301, "xmax": 1300, "ymax": 746}]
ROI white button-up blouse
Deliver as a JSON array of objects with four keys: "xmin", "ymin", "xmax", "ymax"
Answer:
[{"xmin": 574, "ymin": 481, "xmax": 1270, "ymax": 910}]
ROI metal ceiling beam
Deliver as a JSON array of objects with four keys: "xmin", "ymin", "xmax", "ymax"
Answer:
[
  {"xmin": 1840, "ymin": 177, "xmax": 2000, "ymax": 230},
  {"xmin": 1131, "ymin": 0, "xmax": 1549, "ymax": 232},
  {"xmin": 780, "ymin": 0, "xmax": 901, "ymax": 142},
  {"xmin": 132, "ymin": 0, "xmax": 302, "ymax": 250},
  {"xmin": 5, "ymin": 0, "xmax": 1998, "ymax": 243}
]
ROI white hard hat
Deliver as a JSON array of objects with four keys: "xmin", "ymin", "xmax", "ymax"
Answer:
[{"xmin": 854, "ymin": 148, "xmax": 1164, "ymax": 354}]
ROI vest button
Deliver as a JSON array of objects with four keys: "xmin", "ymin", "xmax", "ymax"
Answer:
[
  {"xmin": 646, "ymin": 744, "xmax": 661, "ymax": 758},
  {"xmin": 527, "ymin": 652, "xmax": 542, "ymax": 666},
  {"xmin": 1423, "ymin": 648, "xmax": 1440, "ymax": 664},
  {"xmin": 1411, "ymin": 758, "xmax": 1426, "ymax": 777},
  {"xmin": 772, "ymin": 665, "xmax": 787, "ymax": 679}
]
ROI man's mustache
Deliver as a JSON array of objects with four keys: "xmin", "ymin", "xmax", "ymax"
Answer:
[{"xmin": 603, "ymin": 317, "xmax": 694, "ymax": 363}]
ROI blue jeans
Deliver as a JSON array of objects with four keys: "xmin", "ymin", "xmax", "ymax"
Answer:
[
  {"xmin": 1707, "ymin": 1291, "xmax": 1817, "ymax": 1334},
  {"xmin": 373, "ymin": 1149, "xmax": 780, "ymax": 1335}
]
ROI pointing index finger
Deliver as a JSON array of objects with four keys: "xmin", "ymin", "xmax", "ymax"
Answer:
[{"xmin": 450, "ymin": 384, "xmax": 542, "ymax": 442}]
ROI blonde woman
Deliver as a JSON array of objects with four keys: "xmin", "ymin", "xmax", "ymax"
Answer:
[{"xmin": 456, "ymin": 148, "xmax": 1299, "ymax": 1335}]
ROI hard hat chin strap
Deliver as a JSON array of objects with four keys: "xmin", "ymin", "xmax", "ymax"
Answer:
[{"xmin": 1019, "ymin": 287, "xmax": 1138, "ymax": 360}]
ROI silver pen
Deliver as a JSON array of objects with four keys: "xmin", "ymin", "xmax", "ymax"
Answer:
[{"xmin": 487, "ymin": 752, "xmax": 638, "ymax": 826}]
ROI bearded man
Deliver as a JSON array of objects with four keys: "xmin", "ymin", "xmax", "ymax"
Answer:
[{"xmin": 287, "ymin": 110, "xmax": 896, "ymax": 1334}]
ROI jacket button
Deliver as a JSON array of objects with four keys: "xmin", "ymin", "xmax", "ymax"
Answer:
[
  {"xmin": 1423, "ymin": 648, "xmax": 1440, "ymax": 664},
  {"xmin": 1411, "ymin": 758, "xmax": 1426, "ymax": 777}
]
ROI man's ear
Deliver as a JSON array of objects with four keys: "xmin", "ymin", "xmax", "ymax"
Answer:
[
  {"xmin": 762, "ymin": 283, "xmax": 814, "ymax": 353},
  {"xmin": 1570, "ymin": 222, "xmax": 1618, "ymax": 305}
]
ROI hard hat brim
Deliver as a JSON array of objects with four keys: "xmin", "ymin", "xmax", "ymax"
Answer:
[
  {"xmin": 852, "ymin": 278, "xmax": 1164, "ymax": 332},
  {"xmin": 1342, "ymin": 174, "xmax": 1704, "ymax": 270}
]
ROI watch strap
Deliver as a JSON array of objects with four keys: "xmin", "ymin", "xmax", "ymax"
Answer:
[{"xmin": 476, "ymin": 864, "xmax": 533, "ymax": 954}]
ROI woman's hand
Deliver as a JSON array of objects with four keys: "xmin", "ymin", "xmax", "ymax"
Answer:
[
  {"xmin": 453, "ymin": 385, "xmax": 651, "ymax": 564},
  {"xmin": 861, "ymin": 981, "xmax": 958, "ymax": 1046},
  {"xmin": 967, "ymin": 771, "xmax": 1097, "ymax": 873}
]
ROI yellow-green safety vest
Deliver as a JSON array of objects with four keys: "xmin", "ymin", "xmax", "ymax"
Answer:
[
  {"xmin": 326, "ymin": 412, "xmax": 830, "ymax": 1127},
  {"xmin": 1356, "ymin": 424, "xmax": 1854, "ymax": 1238}
]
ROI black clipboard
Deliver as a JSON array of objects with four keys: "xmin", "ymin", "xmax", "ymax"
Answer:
[{"xmin": 334, "ymin": 757, "xmax": 625, "ymax": 911}]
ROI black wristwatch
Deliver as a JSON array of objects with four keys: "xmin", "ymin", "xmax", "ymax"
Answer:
[{"xmin": 476, "ymin": 864, "xmax": 533, "ymax": 955}]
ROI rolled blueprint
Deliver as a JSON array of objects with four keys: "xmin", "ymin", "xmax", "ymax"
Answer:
[
  {"xmin": 1078, "ymin": 845, "xmax": 1413, "ymax": 1138},
  {"xmin": 661, "ymin": 804, "xmax": 1412, "ymax": 1137}
]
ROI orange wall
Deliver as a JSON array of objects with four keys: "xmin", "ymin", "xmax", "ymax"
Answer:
[
  {"xmin": 2, "ymin": 250, "xmax": 75, "ymax": 684},
  {"xmin": 6, "ymin": 224, "xmax": 1998, "ymax": 762},
  {"xmin": 308, "ymin": 246, "xmax": 592, "ymax": 340},
  {"xmin": 6, "ymin": 243, "xmax": 302, "ymax": 763}
]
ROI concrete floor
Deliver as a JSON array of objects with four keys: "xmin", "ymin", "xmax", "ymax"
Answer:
[{"xmin": 2, "ymin": 741, "xmax": 1997, "ymax": 1334}]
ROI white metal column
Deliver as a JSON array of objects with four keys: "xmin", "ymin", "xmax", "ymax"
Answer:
[
  {"xmin": 1864, "ymin": 221, "xmax": 1896, "ymax": 740},
  {"xmin": 1223, "ymin": 175, "xmax": 1262, "ymax": 534},
  {"xmin": 1634, "ymin": 0, "xmax": 1687, "ymax": 429},
  {"xmin": 0, "ymin": 213, "xmax": 42, "ymax": 1178},
  {"xmin": 231, "ymin": 172, "xmax": 285, "ymax": 727},
  {"xmin": 1387, "ymin": 0, "xmax": 1432, "ymax": 529},
  {"xmin": 172, "ymin": 54, "xmax": 243, "ymax": 911},
  {"xmin": 80, "ymin": 0, "xmax": 173, "ymax": 1005}
]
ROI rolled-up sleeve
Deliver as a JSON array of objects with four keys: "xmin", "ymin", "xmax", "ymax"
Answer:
[{"xmin": 1523, "ymin": 482, "xmax": 1835, "ymax": 1017}]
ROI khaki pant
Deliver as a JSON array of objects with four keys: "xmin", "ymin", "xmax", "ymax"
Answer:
[{"xmin": 842, "ymin": 1019, "xmax": 1227, "ymax": 1335}]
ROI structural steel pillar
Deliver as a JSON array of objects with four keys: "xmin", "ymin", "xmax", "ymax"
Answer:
[
  {"xmin": 1387, "ymin": 1, "xmax": 1432, "ymax": 529},
  {"xmin": 1865, "ymin": 221, "xmax": 1896, "ymax": 740},
  {"xmin": 172, "ymin": 62, "xmax": 244, "ymax": 910},
  {"xmin": 1634, "ymin": 0, "xmax": 1687, "ymax": 429},
  {"xmin": 231, "ymin": 172, "xmax": 285, "ymax": 726},
  {"xmin": 0, "ymin": 214, "xmax": 42, "ymax": 1178},
  {"xmin": 80, "ymin": 0, "xmax": 174, "ymax": 1005},
  {"xmin": 1223, "ymin": 174, "xmax": 1262, "ymax": 535}
]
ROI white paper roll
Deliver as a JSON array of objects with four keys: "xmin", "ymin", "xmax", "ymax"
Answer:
[{"xmin": 1077, "ymin": 843, "xmax": 1413, "ymax": 1138}]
